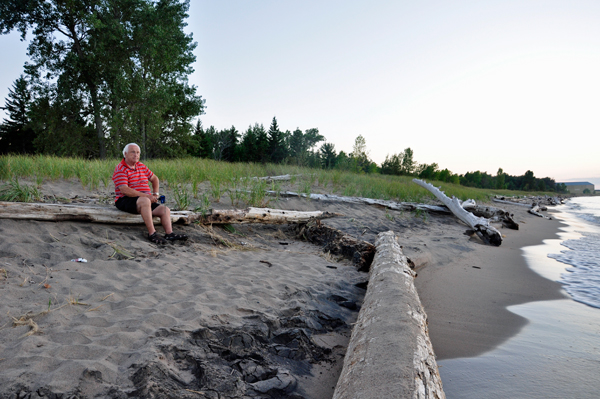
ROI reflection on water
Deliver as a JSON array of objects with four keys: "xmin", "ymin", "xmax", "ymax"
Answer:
[
  {"xmin": 438, "ymin": 299, "xmax": 600, "ymax": 399},
  {"xmin": 438, "ymin": 200, "xmax": 600, "ymax": 399}
]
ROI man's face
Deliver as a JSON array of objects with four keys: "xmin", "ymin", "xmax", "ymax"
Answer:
[{"xmin": 125, "ymin": 145, "xmax": 141, "ymax": 165}]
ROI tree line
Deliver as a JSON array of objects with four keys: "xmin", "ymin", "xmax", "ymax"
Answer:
[{"xmin": 0, "ymin": 1, "xmax": 565, "ymax": 193}]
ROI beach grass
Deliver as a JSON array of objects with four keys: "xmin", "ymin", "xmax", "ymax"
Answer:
[{"xmin": 0, "ymin": 154, "xmax": 556, "ymax": 205}]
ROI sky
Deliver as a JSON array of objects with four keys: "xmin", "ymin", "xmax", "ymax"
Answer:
[{"xmin": 1, "ymin": 0, "xmax": 599, "ymax": 186}]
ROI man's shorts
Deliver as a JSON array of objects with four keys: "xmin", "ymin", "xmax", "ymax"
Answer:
[{"xmin": 115, "ymin": 196, "xmax": 160, "ymax": 214}]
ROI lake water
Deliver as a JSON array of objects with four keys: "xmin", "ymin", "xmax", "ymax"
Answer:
[{"xmin": 438, "ymin": 196, "xmax": 600, "ymax": 399}]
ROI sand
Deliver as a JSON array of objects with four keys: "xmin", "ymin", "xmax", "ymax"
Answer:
[{"xmin": 0, "ymin": 178, "xmax": 565, "ymax": 398}]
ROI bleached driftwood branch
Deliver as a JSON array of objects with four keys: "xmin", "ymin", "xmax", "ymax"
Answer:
[
  {"xmin": 0, "ymin": 202, "xmax": 339, "ymax": 225},
  {"xmin": 413, "ymin": 179, "xmax": 502, "ymax": 246},
  {"xmin": 268, "ymin": 190, "xmax": 449, "ymax": 213},
  {"xmin": 246, "ymin": 174, "xmax": 299, "ymax": 182},
  {"xmin": 492, "ymin": 198, "xmax": 533, "ymax": 208},
  {"xmin": 333, "ymin": 231, "xmax": 445, "ymax": 399},
  {"xmin": 528, "ymin": 205, "xmax": 552, "ymax": 220}
]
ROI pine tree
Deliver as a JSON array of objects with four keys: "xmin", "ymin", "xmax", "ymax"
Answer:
[
  {"xmin": 267, "ymin": 117, "xmax": 287, "ymax": 163},
  {"xmin": 319, "ymin": 142, "xmax": 337, "ymax": 169},
  {"xmin": 0, "ymin": 76, "xmax": 36, "ymax": 154}
]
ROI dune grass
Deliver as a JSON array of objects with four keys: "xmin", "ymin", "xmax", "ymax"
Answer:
[{"xmin": 0, "ymin": 154, "xmax": 554, "ymax": 206}]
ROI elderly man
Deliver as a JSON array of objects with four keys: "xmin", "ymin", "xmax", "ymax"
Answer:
[{"xmin": 112, "ymin": 143, "xmax": 187, "ymax": 244}]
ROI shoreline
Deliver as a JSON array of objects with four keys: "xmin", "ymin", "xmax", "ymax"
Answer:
[
  {"xmin": 413, "ymin": 204, "xmax": 567, "ymax": 360},
  {"xmin": 435, "ymin": 201, "xmax": 600, "ymax": 398}
]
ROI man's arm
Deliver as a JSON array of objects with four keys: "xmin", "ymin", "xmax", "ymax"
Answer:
[{"xmin": 149, "ymin": 174, "xmax": 160, "ymax": 195}]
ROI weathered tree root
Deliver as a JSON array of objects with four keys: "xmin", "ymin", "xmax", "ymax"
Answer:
[{"xmin": 296, "ymin": 220, "xmax": 376, "ymax": 272}]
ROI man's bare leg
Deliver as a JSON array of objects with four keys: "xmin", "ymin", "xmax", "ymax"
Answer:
[
  {"xmin": 136, "ymin": 196, "xmax": 156, "ymax": 235},
  {"xmin": 152, "ymin": 205, "xmax": 173, "ymax": 235}
]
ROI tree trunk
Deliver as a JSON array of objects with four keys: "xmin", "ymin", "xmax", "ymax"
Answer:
[
  {"xmin": 89, "ymin": 84, "xmax": 106, "ymax": 159},
  {"xmin": 333, "ymin": 231, "xmax": 445, "ymax": 399},
  {"xmin": 413, "ymin": 179, "xmax": 503, "ymax": 246}
]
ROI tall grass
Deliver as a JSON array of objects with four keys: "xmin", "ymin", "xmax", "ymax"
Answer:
[{"xmin": 0, "ymin": 154, "xmax": 549, "ymax": 205}]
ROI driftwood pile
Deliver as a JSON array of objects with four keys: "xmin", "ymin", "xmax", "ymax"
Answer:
[{"xmin": 492, "ymin": 195, "xmax": 561, "ymax": 220}]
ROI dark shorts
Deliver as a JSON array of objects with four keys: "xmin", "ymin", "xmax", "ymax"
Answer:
[{"xmin": 115, "ymin": 196, "xmax": 160, "ymax": 214}]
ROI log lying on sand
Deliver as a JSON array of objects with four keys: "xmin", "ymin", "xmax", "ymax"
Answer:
[
  {"xmin": 0, "ymin": 202, "xmax": 339, "ymax": 225},
  {"xmin": 247, "ymin": 174, "xmax": 299, "ymax": 182},
  {"xmin": 413, "ymin": 179, "xmax": 503, "ymax": 246},
  {"xmin": 333, "ymin": 231, "xmax": 445, "ymax": 399},
  {"xmin": 269, "ymin": 190, "xmax": 449, "ymax": 213},
  {"xmin": 493, "ymin": 197, "xmax": 554, "ymax": 220},
  {"xmin": 268, "ymin": 190, "xmax": 518, "ymax": 229},
  {"xmin": 296, "ymin": 219, "xmax": 376, "ymax": 271},
  {"xmin": 529, "ymin": 205, "xmax": 552, "ymax": 220},
  {"xmin": 203, "ymin": 207, "xmax": 342, "ymax": 224},
  {"xmin": 492, "ymin": 197, "xmax": 533, "ymax": 208},
  {"xmin": 462, "ymin": 202, "xmax": 519, "ymax": 230}
]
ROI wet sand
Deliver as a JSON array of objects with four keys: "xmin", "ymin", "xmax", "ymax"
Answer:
[{"xmin": 413, "ymin": 208, "xmax": 568, "ymax": 360}]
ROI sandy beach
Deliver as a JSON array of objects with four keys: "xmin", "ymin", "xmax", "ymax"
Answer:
[{"xmin": 0, "ymin": 178, "xmax": 566, "ymax": 398}]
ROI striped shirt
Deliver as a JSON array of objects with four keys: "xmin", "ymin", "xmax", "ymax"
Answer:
[{"xmin": 112, "ymin": 159, "xmax": 154, "ymax": 201}]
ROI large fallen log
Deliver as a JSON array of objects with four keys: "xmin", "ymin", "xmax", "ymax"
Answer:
[
  {"xmin": 413, "ymin": 179, "xmax": 502, "ymax": 246},
  {"xmin": 268, "ymin": 190, "xmax": 450, "ymax": 213},
  {"xmin": 0, "ymin": 202, "xmax": 339, "ymax": 225},
  {"xmin": 296, "ymin": 219, "xmax": 376, "ymax": 271},
  {"xmin": 333, "ymin": 231, "xmax": 445, "ymax": 399}
]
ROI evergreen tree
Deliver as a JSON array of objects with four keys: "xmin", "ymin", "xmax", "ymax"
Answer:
[
  {"xmin": 240, "ymin": 125, "xmax": 257, "ymax": 162},
  {"xmin": 267, "ymin": 117, "xmax": 287, "ymax": 163},
  {"xmin": 221, "ymin": 125, "xmax": 239, "ymax": 162},
  {"xmin": 254, "ymin": 124, "xmax": 269, "ymax": 163},
  {"xmin": 0, "ymin": 75, "xmax": 36, "ymax": 154},
  {"xmin": 289, "ymin": 128, "xmax": 305, "ymax": 163},
  {"xmin": 319, "ymin": 142, "xmax": 337, "ymax": 169}
]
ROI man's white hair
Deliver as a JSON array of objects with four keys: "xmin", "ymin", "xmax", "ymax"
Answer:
[{"xmin": 123, "ymin": 143, "xmax": 140, "ymax": 157}]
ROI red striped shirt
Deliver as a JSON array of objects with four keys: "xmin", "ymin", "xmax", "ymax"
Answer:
[{"xmin": 112, "ymin": 159, "xmax": 154, "ymax": 201}]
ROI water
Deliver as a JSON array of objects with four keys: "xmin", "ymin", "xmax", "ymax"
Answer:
[
  {"xmin": 548, "ymin": 197, "xmax": 600, "ymax": 309},
  {"xmin": 438, "ymin": 196, "xmax": 600, "ymax": 399}
]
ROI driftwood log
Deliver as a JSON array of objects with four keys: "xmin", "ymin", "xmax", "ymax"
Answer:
[
  {"xmin": 333, "ymin": 231, "xmax": 445, "ymax": 399},
  {"xmin": 269, "ymin": 190, "xmax": 449, "ymax": 213},
  {"xmin": 268, "ymin": 190, "xmax": 518, "ymax": 230},
  {"xmin": 529, "ymin": 205, "xmax": 552, "ymax": 220},
  {"xmin": 296, "ymin": 219, "xmax": 376, "ymax": 271},
  {"xmin": 413, "ymin": 179, "xmax": 503, "ymax": 246},
  {"xmin": 0, "ymin": 202, "xmax": 339, "ymax": 225},
  {"xmin": 247, "ymin": 174, "xmax": 299, "ymax": 182},
  {"xmin": 462, "ymin": 202, "xmax": 519, "ymax": 230},
  {"xmin": 492, "ymin": 197, "xmax": 533, "ymax": 208}
]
